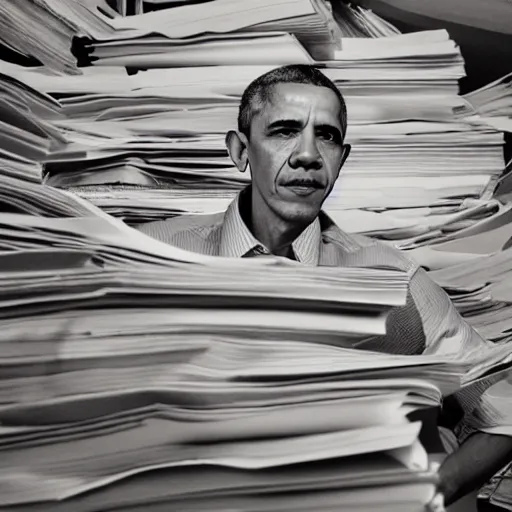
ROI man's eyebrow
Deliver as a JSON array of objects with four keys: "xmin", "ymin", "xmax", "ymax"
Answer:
[
  {"xmin": 266, "ymin": 119, "xmax": 303, "ymax": 130},
  {"xmin": 266, "ymin": 120, "xmax": 343, "ymax": 140}
]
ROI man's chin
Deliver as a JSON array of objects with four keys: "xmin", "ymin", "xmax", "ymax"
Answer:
[{"xmin": 277, "ymin": 202, "xmax": 320, "ymax": 225}]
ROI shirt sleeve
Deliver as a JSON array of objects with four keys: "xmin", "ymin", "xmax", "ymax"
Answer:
[{"xmin": 409, "ymin": 267, "xmax": 512, "ymax": 443}]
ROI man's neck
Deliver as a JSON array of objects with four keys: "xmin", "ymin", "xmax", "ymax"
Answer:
[
  {"xmin": 241, "ymin": 187, "xmax": 308, "ymax": 257},
  {"xmin": 252, "ymin": 219, "xmax": 301, "ymax": 257}
]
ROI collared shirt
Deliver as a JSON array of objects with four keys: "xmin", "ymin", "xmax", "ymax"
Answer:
[
  {"xmin": 219, "ymin": 186, "xmax": 321, "ymax": 264},
  {"xmin": 139, "ymin": 187, "xmax": 512, "ymax": 444}
]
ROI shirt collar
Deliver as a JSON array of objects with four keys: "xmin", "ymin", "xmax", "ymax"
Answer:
[{"xmin": 219, "ymin": 188, "xmax": 321, "ymax": 266}]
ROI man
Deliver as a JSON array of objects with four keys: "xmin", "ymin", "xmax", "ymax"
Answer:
[{"xmin": 139, "ymin": 64, "xmax": 512, "ymax": 506}]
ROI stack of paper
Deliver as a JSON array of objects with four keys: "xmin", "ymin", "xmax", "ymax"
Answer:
[
  {"xmin": 330, "ymin": 1, "xmax": 401, "ymax": 38},
  {"xmin": 0, "ymin": 174, "xmax": 112, "ymax": 220},
  {"xmin": 0, "ymin": 0, "xmax": 118, "ymax": 74},
  {"xmin": 0, "ymin": 246, "xmax": 510, "ymax": 511},
  {"xmin": 74, "ymin": 0, "xmax": 403, "ymax": 67},
  {"xmin": 322, "ymin": 30, "xmax": 505, "ymax": 222},
  {"xmin": 402, "ymin": 203, "xmax": 512, "ymax": 344},
  {"xmin": 1, "ymin": 333, "xmax": 508, "ymax": 512},
  {"xmin": 494, "ymin": 159, "xmax": 512, "ymax": 206},
  {"xmin": 0, "ymin": 66, "xmax": 65, "ymax": 184},
  {"xmin": 0, "ymin": 180, "xmax": 435, "ymax": 512},
  {"xmin": 352, "ymin": 0, "xmax": 512, "ymax": 38},
  {"xmin": 83, "ymin": 0, "xmax": 342, "ymax": 61},
  {"xmin": 464, "ymin": 72, "xmax": 512, "ymax": 133},
  {"xmin": 353, "ymin": 0, "xmax": 512, "ymax": 93},
  {"xmin": 3, "ymin": 172, "xmax": 512, "ymax": 510},
  {"xmin": 391, "ymin": 61, "xmax": 512, "ymax": 341},
  {"xmin": 75, "ymin": 31, "xmax": 315, "ymax": 68}
]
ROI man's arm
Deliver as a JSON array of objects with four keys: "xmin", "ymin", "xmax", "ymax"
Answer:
[
  {"xmin": 409, "ymin": 268, "xmax": 512, "ymax": 505},
  {"xmin": 439, "ymin": 432, "xmax": 512, "ymax": 505}
]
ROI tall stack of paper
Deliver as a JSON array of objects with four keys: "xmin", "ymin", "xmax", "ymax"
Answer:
[
  {"xmin": 0, "ymin": 178, "xmax": 439, "ymax": 512},
  {"xmin": 2, "ymin": 167, "xmax": 512, "ymax": 511},
  {"xmin": 39, "ymin": 63, "xmax": 264, "ymax": 217},
  {"xmin": 2, "ymin": 180, "xmax": 512, "ymax": 510},
  {"xmin": 321, "ymin": 30, "xmax": 504, "ymax": 220},
  {"xmin": 321, "ymin": 32, "xmax": 508, "ymax": 257},
  {"xmin": 389, "ymin": 71, "xmax": 512, "ymax": 345}
]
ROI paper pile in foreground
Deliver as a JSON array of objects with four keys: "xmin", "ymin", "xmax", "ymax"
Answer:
[
  {"xmin": 0, "ymin": 203, "xmax": 430, "ymax": 512},
  {"xmin": 1, "ymin": 174, "xmax": 512, "ymax": 512}
]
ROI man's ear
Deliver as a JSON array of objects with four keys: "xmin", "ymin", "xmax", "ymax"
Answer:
[
  {"xmin": 340, "ymin": 143, "xmax": 351, "ymax": 169},
  {"xmin": 225, "ymin": 130, "xmax": 249, "ymax": 173}
]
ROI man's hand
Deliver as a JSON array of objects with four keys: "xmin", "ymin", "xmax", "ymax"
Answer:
[
  {"xmin": 438, "ymin": 432, "xmax": 512, "ymax": 506},
  {"xmin": 427, "ymin": 461, "xmax": 446, "ymax": 512},
  {"xmin": 427, "ymin": 493, "xmax": 446, "ymax": 512}
]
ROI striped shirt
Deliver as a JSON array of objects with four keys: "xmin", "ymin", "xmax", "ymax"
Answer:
[{"xmin": 139, "ymin": 187, "xmax": 511, "ymax": 443}]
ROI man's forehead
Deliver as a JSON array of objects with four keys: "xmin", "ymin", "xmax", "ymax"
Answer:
[{"xmin": 259, "ymin": 82, "xmax": 342, "ymax": 125}]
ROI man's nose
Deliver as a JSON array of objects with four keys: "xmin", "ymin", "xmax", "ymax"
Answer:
[{"xmin": 288, "ymin": 133, "xmax": 322, "ymax": 170}]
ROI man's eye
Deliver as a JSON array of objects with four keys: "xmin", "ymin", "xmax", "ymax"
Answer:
[
  {"xmin": 274, "ymin": 129, "xmax": 296, "ymax": 137},
  {"xmin": 318, "ymin": 131, "xmax": 336, "ymax": 142}
]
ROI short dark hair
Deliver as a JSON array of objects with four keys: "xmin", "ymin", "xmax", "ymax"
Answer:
[{"xmin": 237, "ymin": 64, "xmax": 347, "ymax": 139}]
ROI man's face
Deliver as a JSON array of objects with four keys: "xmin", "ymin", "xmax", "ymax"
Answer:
[{"xmin": 246, "ymin": 82, "xmax": 348, "ymax": 225}]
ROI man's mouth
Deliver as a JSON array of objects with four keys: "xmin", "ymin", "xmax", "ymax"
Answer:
[{"xmin": 282, "ymin": 181, "xmax": 324, "ymax": 197}]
